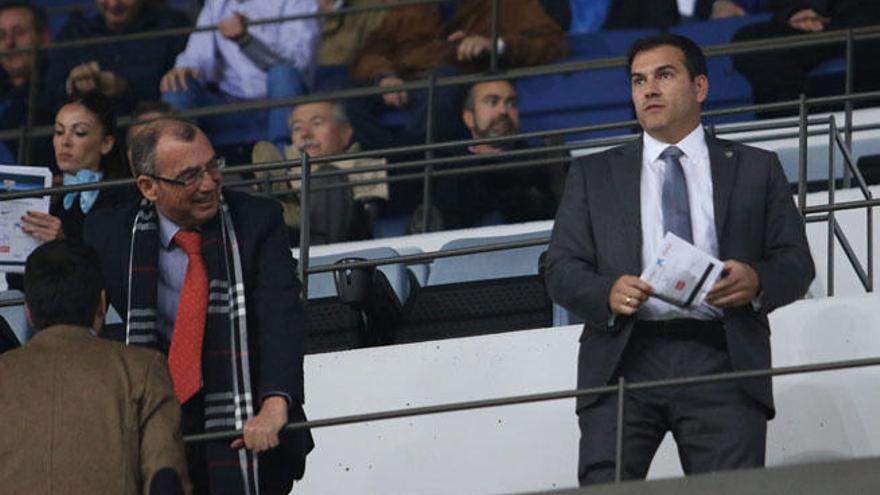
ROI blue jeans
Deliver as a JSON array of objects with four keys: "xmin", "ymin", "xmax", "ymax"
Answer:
[{"xmin": 161, "ymin": 64, "xmax": 306, "ymax": 146}]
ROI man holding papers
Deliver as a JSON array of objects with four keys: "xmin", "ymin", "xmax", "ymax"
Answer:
[{"xmin": 545, "ymin": 34, "xmax": 814, "ymax": 485}]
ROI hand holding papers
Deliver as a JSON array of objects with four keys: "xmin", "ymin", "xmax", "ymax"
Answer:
[
  {"xmin": 0, "ymin": 165, "xmax": 53, "ymax": 273},
  {"xmin": 640, "ymin": 232, "xmax": 724, "ymax": 308}
]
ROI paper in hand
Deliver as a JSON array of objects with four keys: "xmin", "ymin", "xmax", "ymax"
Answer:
[
  {"xmin": 0, "ymin": 164, "xmax": 52, "ymax": 273},
  {"xmin": 640, "ymin": 232, "xmax": 724, "ymax": 308}
]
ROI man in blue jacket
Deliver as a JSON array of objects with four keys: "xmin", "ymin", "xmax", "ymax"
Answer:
[{"xmin": 46, "ymin": 0, "xmax": 191, "ymax": 114}]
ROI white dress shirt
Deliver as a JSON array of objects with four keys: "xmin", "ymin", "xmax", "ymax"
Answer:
[
  {"xmin": 175, "ymin": 0, "xmax": 320, "ymax": 99},
  {"xmin": 677, "ymin": 0, "xmax": 697, "ymax": 17},
  {"xmin": 639, "ymin": 125, "xmax": 722, "ymax": 320}
]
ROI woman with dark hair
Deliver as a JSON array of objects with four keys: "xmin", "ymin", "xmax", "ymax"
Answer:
[{"xmin": 20, "ymin": 91, "xmax": 134, "ymax": 241}]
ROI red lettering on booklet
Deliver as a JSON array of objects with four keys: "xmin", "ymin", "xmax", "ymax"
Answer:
[
  {"xmin": 0, "ymin": 245, "xmax": 9, "ymax": 253},
  {"xmin": 674, "ymin": 280, "xmax": 686, "ymax": 291}
]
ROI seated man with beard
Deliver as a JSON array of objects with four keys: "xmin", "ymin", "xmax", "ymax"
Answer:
[{"xmin": 411, "ymin": 79, "xmax": 561, "ymax": 232}]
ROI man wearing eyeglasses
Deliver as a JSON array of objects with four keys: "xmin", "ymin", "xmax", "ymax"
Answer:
[{"xmin": 84, "ymin": 117, "xmax": 313, "ymax": 495}]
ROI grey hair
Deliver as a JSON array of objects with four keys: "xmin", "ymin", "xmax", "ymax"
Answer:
[
  {"xmin": 129, "ymin": 118, "xmax": 198, "ymax": 177},
  {"xmin": 287, "ymin": 101, "xmax": 350, "ymax": 129}
]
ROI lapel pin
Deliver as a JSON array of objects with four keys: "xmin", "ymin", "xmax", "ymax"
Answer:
[{"xmin": 724, "ymin": 151, "xmax": 733, "ymax": 158}]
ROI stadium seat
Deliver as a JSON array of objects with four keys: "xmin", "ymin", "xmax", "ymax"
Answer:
[
  {"xmin": 302, "ymin": 247, "xmax": 408, "ymax": 353},
  {"xmin": 671, "ymin": 14, "xmax": 773, "ymax": 124},
  {"xmin": 516, "ymin": 67, "xmax": 634, "ymax": 141},
  {"xmin": 396, "ymin": 231, "xmax": 553, "ymax": 343}
]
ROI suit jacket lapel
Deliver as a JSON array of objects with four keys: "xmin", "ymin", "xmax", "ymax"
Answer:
[
  {"xmin": 610, "ymin": 139, "xmax": 644, "ymax": 273},
  {"xmin": 708, "ymin": 135, "xmax": 738, "ymax": 244}
]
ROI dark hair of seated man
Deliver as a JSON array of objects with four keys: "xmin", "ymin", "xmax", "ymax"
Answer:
[{"xmin": 24, "ymin": 239, "xmax": 103, "ymax": 331}]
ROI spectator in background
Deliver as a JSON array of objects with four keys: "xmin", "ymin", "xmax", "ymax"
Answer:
[
  {"xmin": 0, "ymin": 1, "xmax": 51, "ymax": 163},
  {"xmin": 0, "ymin": 239, "xmax": 189, "ymax": 495},
  {"xmin": 733, "ymin": 0, "xmax": 880, "ymax": 115},
  {"xmin": 314, "ymin": 0, "xmax": 389, "ymax": 91},
  {"xmin": 19, "ymin": 91, "xmax": 133, "ymax": 244},
  {"xmin": 46, "ymin": 0, "xmax": 191, "ymax": 116},
  {"xmin": 161, "ymin": 0, "xmax": 320, "ymax": 146},
  {"xmin": 577, "ymin": 0, "xmax": 748, "ymax": 32},
  {"xmin": 412, "ymin": 79, "xmax": 559, "ymax": 232},
  {"xmin": 348, "ymin": 0, "xmax": 568, "ymax": 150},
  {"xmin": 251, "ymin": 100, "xmax": 387, "ymax": 244}
]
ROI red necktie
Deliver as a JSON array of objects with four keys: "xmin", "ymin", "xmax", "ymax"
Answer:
[{"xmin": 168, "ymin": 230, "xmax": 208, "ymax": 404}]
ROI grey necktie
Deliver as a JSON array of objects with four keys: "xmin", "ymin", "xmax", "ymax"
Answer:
[{"xmin": 660, "ymin": 146, "xmax": 693, "ymax": 244}]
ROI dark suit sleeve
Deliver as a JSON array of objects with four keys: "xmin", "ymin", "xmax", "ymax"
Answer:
[
  {"xmin": 252, "ymin": 201, "xmax": 305, "ymax": 404},
  {"xmin": 545, "ymin": 160, "xmax": 617, "ymax": 328},
  {"xmin": 748, "ymin": 153, "xmax": 815, "ymax": 313}
]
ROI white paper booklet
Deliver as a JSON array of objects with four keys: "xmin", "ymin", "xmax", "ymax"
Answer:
[
  {"xmin": 0, "ymin": 164, "xmax": 53, "ymax": 273},
  {"xmin": 640, "ymin": 232, "xmax": 724, "ymax": 308}
]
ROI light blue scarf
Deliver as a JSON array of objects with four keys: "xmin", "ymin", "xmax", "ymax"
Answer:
[{"xmin": 62, "ymin": 169, "xmax": 103, "ymax": 213}]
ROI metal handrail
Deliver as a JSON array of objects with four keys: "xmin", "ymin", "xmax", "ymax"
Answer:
[
  {"xmin": 804, "ymin": 116, "xmax": 875, "ymax": 294},
  {"xmin": 4, "ymin": 21, "xmax": 880, "ymax": 145},
  {"xmin": 182, "ymin": 354, "xmax": 880, "ymax": 443},
  {"xmin": 0, "ymin": 0, "xmax": 447, "ymax": 58},
  {"xmin": 3, "ymin": 89, "xmax": 880, "ymax": 204}
]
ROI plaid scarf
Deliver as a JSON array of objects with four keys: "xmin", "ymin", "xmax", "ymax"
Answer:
[{"xmin": 125, "ymin": 198, "xmax": 261, "ymax": 495}]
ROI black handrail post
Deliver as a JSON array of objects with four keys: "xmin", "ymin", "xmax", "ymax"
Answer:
[
  {"xmin": 827, "ymin": 117, "xmax": 837, "ymax": 296},
  {"xmin": 867, "ymin": 206, "xmax": 874, "ymax": 292},
  {"xmin": 797, "ymin": 94, "xmax": 808, "ymax": 216},
  {"xmin": 614, "ymin": 376, "xmax": 626, "ymax": 483},
  {"xmin": 843, "ymin": 29, "xmax": 854, "ymax": 188},
  {"xmin": 18, "ymin": 46, "xmax": 39, "ymax": 165},
  {"xmin": 489, "ymin": 0, "xmax": 499, "ymax": 74},
  {"xmin": 298, "ymin": 152, "xmax": 311, "ymax": 302},
  {"xmin": 421, "ymin": 73, "xmax": 437, "ymax": 232}
]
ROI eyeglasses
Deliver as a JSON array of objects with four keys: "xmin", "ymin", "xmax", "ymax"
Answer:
[{"xmin": 149, "ymin": 156, "xmax": 225, "ymax": 188}]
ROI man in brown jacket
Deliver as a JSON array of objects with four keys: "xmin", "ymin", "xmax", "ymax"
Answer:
[
  {"xmin": 347, "ymin": 0, "xmax": 569, "ymax": 149},
  {"xmin": 352, "ymin": 0, "xmax": 568, "ymax": 88},
  {"xmin": 0, "ymin": 239, "xmax": 189, "ymax": 495}
]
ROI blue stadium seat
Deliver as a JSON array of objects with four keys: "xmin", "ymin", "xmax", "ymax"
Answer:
[
  {"xmin": 671, "ymin": 14, "xmax": 773, "ymax": 124},
  {"xmin": 596, "ymin": 28, "xmax": 661, "ymax": 56},
  {"xmin": 808, "ymin": 57, "xmax": 847, "ymax": 97},
  {"xmin": 516, "ymin": 67, "xmax": 634, "ymax": 141}
]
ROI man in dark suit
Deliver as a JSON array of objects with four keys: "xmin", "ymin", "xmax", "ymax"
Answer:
[
  {"xmin": 545, "ymin": 34, "xmax": 814, "ymax": 485},
  {"xmin": 84, "ymin": 118, "xmax": 313, "ymax": 495},
  {"xmin": 732, "ymin": 0, "xmax": 880, "ymax": 115}
]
